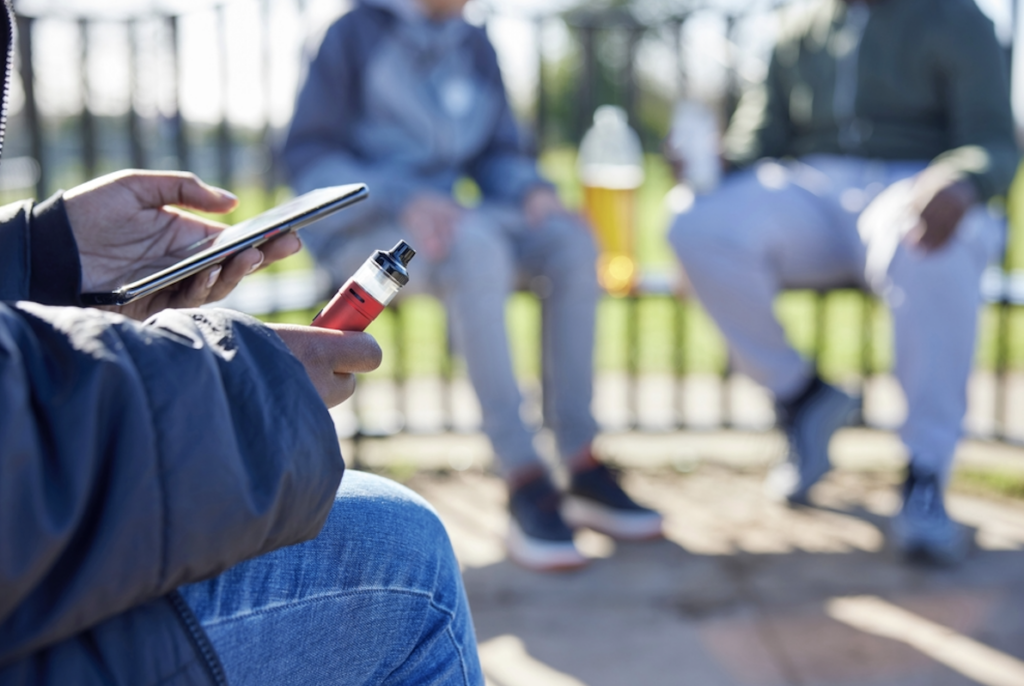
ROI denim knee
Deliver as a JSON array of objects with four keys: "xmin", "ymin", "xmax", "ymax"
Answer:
[{"xmin": 328, "ymin": 472, "xmax": 460, "ymax": 604}]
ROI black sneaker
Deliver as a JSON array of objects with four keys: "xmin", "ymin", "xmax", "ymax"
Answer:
[
  {"xmin": 507, "ymin": 475, "xmax": 588, "ymax": 572},
  {"xmin": 890, "ymin": 465, "xmax": 969, "ymax": 566},
  {"xmin": 764, "ymin": 377, "xmax": 858, "ymax": 505},
  {"xmin": 562, "ymin": 464, "xmax": 663, "ymax": 540}
]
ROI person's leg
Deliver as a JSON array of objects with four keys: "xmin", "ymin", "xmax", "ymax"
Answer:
[
  {"xmin": 509, "ymin": 210, "xmax": 663, "ymax": 539},
  {"xmin": 670, "ymin": 160, "xmax": 865, "ymax": 503},
  {"xmin": 430, "ymin": 213, "xmax": 544, "ymax": 478},
  {"xmin": 179, "ymin": 471, "xmax": 482, "ymax": 686},
  {"xmin": 511, "ymin": 212, "xmax": 600, "ymax": 463},
  {"xmin": 883, "ymin": 208, "xmax": 1003, "ymax": 479},
  {"xmin": 862, "ymin": 182, "xmax": 1005, "ymax": 563},
  {"xmin": 429, "ymin": 212, "xmax": 587, "ymax": 570},
  {"xmin": 669, "ymin": 161, "xmax": 863, "ymax": 398}
]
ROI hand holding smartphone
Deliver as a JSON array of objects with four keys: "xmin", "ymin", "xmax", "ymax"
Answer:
[{"xmin": 80, "ymin": 184, "xmax": 368, "ymax": 306}]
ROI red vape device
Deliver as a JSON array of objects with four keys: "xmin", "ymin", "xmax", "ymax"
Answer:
[{"xmin": 311, "ymin": 241, "xmax": 415, "ymax": 332}]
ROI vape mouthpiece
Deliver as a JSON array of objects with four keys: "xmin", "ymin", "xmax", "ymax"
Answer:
[
  {"xmin": 373, "ymin": 240, "xmax": 416, "ymax": 286},
  {"xmin": 390, "ymin": 240, "xmax": 416, "ymax": 267}
]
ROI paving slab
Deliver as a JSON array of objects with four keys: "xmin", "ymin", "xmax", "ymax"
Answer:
[{"xmin": 402, "ymin": 454, "xmax": 1024, "ymax": 686}]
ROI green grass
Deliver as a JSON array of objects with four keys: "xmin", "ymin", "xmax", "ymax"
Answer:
[{"xmin": 951, "ymin": 467, "xmax": 1024, "ymax": 502}]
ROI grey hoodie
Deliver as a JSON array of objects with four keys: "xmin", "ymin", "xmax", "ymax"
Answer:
[{"xmin": 283, "ymin": 0, "xmax": 548, "ymax": 261}]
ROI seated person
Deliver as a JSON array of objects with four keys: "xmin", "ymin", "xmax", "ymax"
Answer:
[
  {"xmin": 282, "ymin": 0, "xmax": 662, "ymax": 571},
  {"xmin": 669, "ymin": 0, "xmax": 1017, "ymax": 564},
  {"xmin": 0, "ymin": 9, "xmax": 480, "ymax": 680}
]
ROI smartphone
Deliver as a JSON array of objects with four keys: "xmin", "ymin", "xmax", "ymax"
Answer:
[{"xmin": 80, "ymin": 183, "xmax": 369, "ymax": 306}]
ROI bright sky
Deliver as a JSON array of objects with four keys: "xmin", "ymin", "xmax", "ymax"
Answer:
[{"xmin": 9, "ymin": 0, "xmax": 1023, "ymax": 129}]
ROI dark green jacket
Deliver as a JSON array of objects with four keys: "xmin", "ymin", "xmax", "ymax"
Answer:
[{"xmin": 724, "ymin": 0, "xmax": 1019, "ymax": 200}]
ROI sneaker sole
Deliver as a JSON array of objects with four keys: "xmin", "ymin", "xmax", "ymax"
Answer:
[
  {"xmin": 506, "ymin": 520, "xmax": 588, "ymax": 572},
  {"xmin": 561, "ymin": 495, "xmax": 664, "ymax": 541},
  {"xmin": 889, "ymin": 519, "xmax": 969, "ymax": 567}
]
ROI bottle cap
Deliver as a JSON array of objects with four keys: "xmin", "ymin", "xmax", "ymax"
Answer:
[{"xmin": 373, "ymin": 240, "xmax": 416, "ymax": 286}]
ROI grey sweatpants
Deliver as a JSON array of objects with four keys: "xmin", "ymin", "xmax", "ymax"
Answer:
[
  {"xmin": 670, "ymin": 155, "xmax": 1004, "ymax": 480},
  {"xmin": 318, "ymin": 205, "xmax": 600, "ymax": 478}
]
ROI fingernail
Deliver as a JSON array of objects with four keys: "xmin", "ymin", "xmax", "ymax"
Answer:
[
  {"xmin": 247, "ymin": 251, "xmax": 265, "ymax": 274},
  {"xmin": 219, "ymin": 189, "xmax": 238, "ymax": 202},
  {"xmin": 206, "ymin": 266, "xmax": 222, "ymax": 288}
]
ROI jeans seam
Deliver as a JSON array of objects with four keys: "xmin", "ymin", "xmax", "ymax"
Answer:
[{"xmin": 199, "ymin": 586, "xmax": 448, "ymax": 628}]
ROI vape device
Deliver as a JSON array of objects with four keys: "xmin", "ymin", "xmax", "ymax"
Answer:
[{"xmin": 311, "ymin": 241, "xmax": 416, "ymax": 331}]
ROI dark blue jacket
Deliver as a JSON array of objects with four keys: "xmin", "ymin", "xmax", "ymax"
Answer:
[{"xmin": 0, "ymin": 4, "xmax": 345, "ymax": 683}]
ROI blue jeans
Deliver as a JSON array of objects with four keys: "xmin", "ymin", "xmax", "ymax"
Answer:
[{"xmin": 179, "ymin": 471, "xmax": 483, "ymax": 685}]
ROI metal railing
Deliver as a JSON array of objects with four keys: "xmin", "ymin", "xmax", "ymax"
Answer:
[{"xmin": 9, "ymin": 0, "xmax": 1024, "ymax": 451}]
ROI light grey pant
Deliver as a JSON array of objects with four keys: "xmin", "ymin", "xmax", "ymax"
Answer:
[
  {"xmin": 670, "ymin": 155, "xmax": 1004, "ymax": 478},
  {"xmin": 320, "ymin": 205, "xmax": 600, "ymax": 478}
]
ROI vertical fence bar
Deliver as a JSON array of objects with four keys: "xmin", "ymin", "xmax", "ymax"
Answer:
[
  {"xmin": 215, "ymin": 4, "xmax": 233, "ymax": 189},
  {"xmin": 994, "ymin": 296, "xmax": 1011, "ymax": 441},
  {"xmin": 168, "ymin": 15, "xmax": 189, "ymax": 171},
  {"xmin": 16, "ymin": 15, "xmax": 45, "ymax": 198},
  {"xmin": 127, "ymin": 20, "xmax": 146, "ymax": 170},
  {"xmin": 261, "ymin": 0, "xmax": 275, "ymax": 202},
  {"xmin": 577, "ymin": 24, "xmax": 595, "ymax": 143},
  {"xmin": 78, "ymin": 19, "xmax": 96, "ymax": 181},
  {"xmin": 534, "ymin": 15, "xmax": 546, "ymax": 152},
  {"xmin": 859, "ymin": 291, "xmax": 874, "ymax": 426},
  {"xmin": 674, "ymin": 296, "xmax": 687, "ymax": 429}
]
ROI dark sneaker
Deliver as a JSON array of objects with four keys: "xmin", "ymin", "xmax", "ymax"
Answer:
[
  {"xmin": 764, "ymin": 378, "xmax": 858, "ymax": 505},
  {"xmin": 507, "ymin": 475, "xmax": 588, "ymax": 572},
  {"xmin": 890, "ymin": 466, "xmax": 968, "ymax": 566},
  {"xmin": 562, "ymin": 463, "xmax": 663, "ymax": 540}
]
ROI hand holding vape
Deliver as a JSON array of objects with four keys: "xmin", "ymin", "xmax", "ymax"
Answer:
[{"xmin": 311, "ymin": 241, "xmax": 416, "ymax": 331}]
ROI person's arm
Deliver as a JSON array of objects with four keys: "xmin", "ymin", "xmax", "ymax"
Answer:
[
  {"xmin": 464, "ymin": 29, "xmax": 552, "ymax": 207},
  {"xmin": 0, "ymin": 197, "xmax": 79, "ymax": 305},
  {"xmin": 0, "ymin": 302, "xmax": 378, "ymax": 666},
  {"xmin": 722, "ymin": 45, "xmax": 793, "ymax": 169},
  {"xmin": 927, "ymin": 3, "xmax": 1019, "ymax": 203},
  {"xmin": 282, "ymin": 11, "xmax": 418, "ymax": 224}
]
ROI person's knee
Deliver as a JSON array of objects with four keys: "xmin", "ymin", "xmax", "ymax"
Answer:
[
  {"xmin": 538, "ymin": 215, "xmax": 599, "ymax": 278},
  {"xmin": 329, "ymin": 471, "xmax": 454, "ymax": 572},
  {"xmin": 443, "ymin": 217, "xmax": 514, "ymax": 292},
  {"xmin": 669, "ymin": 202, "xmax": 728, "ymax": 257}
]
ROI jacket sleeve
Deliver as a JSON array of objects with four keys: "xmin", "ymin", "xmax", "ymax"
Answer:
[
  {"xmin": 927, "ymin": 2, "xmax": 1019, "ymax": 201},
  {"xmin": 465, "ymin": 29, "xmax": 551, "ymax": 206},
  {"xmin": 0, "ymin": 302, "xmax": 344, "ymax": 666},
  {"xmin": 722, "ymin": 45, "xmax": 793, "ymax": 168},
  {"xmin": 0, "ymin": 195, "xmax": 82, "ymax": 306},
  {"xmin": 282, "ymin": 12, "xmax": 419, "ymax": 226}
]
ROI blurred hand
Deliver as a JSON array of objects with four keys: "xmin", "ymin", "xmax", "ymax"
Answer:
[
  {"xmin": 269, "ymin": 324, "xmax": 382, "ymax": 408},
  {"xmin": 64, "ymin": 170, "xmax": 303, "ymax": 320},
  {"xmin": 400, "ymin": 193, "xmax": 463, "ymax": 260},
  {"xmin": 907, "ymin": 168, "xmax": 977, "ymax": 252},
  {"xmin": 662, "ymin": 136, "xmax": 687, "ymax": 183},
  {"xmin": 523, "ymin": 186, "xmax": 568, "ymax": 227}
]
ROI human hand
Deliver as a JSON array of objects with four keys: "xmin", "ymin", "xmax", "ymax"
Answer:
[
  {"xmin": 523, "ymin": 186, "xmax": 567, "ymax": 227},
  {"xmin": 399, "ymin": 193, "xmax": 463, "ymax": 260},
  {"xmin": 269, "ymin": 324, "xmax": 382, "ymax": 408},
  {"xmin": 64, "ymin": 170, "xmax": 303, "ymax": 320},
  {"xmin": 907, "ymin": 169, "xmax": 977, "ymax": 252},
  {"xmin": 662, "ymin": 136, "xmax": 687, "ymax": 183}
]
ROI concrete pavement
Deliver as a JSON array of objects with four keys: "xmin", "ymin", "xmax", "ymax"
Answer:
[{"xmin": 383, "ymin": 430, "xmax": 1024, "ymax": 686}]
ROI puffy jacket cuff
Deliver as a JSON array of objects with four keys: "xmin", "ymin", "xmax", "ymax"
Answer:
[{"xmin": 29, "ymin": 192, "xmax": 82, "ymax": 306}]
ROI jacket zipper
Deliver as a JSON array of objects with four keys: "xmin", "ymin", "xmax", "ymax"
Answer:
[{"xmin": 167, "ymin": 591, "xmax": 230, "ymax": 686}]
